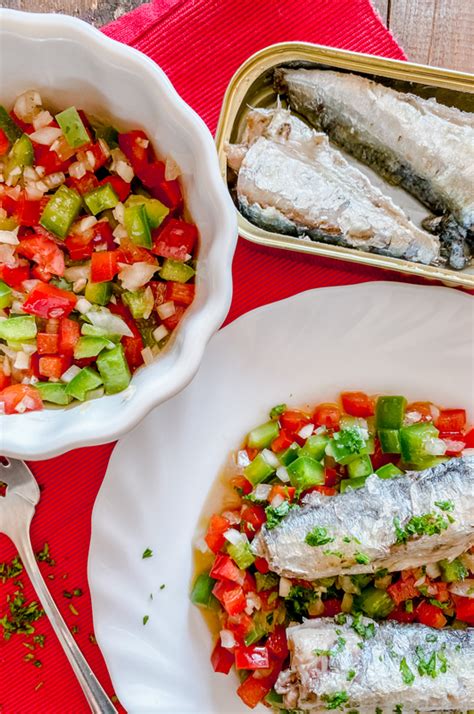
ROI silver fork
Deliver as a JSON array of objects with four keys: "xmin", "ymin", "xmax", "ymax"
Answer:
[{"xmin": 0, "ymin": 458, "xmax": 117, "ymax": 714}]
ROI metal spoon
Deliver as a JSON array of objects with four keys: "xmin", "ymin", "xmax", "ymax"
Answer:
[{"xmin": 0, "ymin": 457, "xmax": 117, "ymax": 714}]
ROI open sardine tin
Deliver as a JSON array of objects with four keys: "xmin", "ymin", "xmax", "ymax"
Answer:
[{"xmin": 215, "ymin": 42, "xmax": 474, "ymax": 288}]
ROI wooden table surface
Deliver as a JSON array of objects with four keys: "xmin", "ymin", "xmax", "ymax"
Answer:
[{"xmin": 2, "ymin": 0, "xmax": 473, "ymax": 73}]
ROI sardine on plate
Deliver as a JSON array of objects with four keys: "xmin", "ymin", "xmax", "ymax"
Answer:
[
  {"xmin": 276, "ymin": 68, "xmax": 474, "ymax": 268},
  {"xmin": 275, "ymin": 616, "xmax": 474, "ymax": 712},
  {"xmin": 226, "ymin": 108, "xmax": 439, "ymax": 265},
  {"xmin": 252, "ymin": 456, "xmax": 474, "ymax": 580}
]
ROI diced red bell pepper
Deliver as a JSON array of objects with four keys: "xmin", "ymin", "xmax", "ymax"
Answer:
[
  {"xmin": 149, "ymin": 281, "xmax": 167, "ymax": 308},
  {"xmin": 387, "ymin": 605, "xmax": 417, "ymax": 624},
  {"xmin": 108, "ymin": 301, "xmax": 144, "ymax": 371},
  {"xmin": 204, "ymin": 514, "xmax": 231, "ymax": 554},
  {"xmin": 387, "ymin": 576, "xmax": 420, "ymax": 606},
  {"xmin": 245, "ymin": 447, "xmax": 259, "ymax": 462},
  {"xmin": 118, "ymin": 130, "xmax": 150, "ymax": 171},
  {"xmin": 92, "ymin": 221, "xmax": 116, "ymax": 251},
  {"xmin": 165, "ymin": 281, "xmax": 195, "ymax": 306},
  {"xmin": 77, "ymin": 141, "xmax": 108, "ymax": 171},
  {"xmin": 13, "ymin": 194, "xmax": 41, "ymax": 226},
  {"xmin": 416, "ymin": 600, "xmax": 447, "ymax": 629},
  {"xmin": 90, "ymin": 250, "xmax": 120, "ymax": 283},
  {"xmin": 236, "ymin": 674, "xmax": 273, "ymax": 709},
  {"xmin": 453, "ymin": 595, "xmax": 474, "ymax": 625},
  {"xmin": 118, "ymin": 237, "xmax": 157, "ymax": 265},
  {"xmin": 0, "ymin": 366, "xmax": 11, "ymax": 391},
  {"xmin": 210, "ymin": 640, "xmax": 234, "ymax": 675},
  {"xmin": 230, "ymin": 476, "xmax": 253, "ymax": 496},
  {"xmin": 153, "ymin": 178, "xmax": 182, "ymax": 211},
  {"xmin": 210, "ymin": 554, "xmax": 244, "ymax": 585},
  {"xmin": 0, "ymin": 384, "xmax": 43, "ymax": 415},
  {"xmin": 212, "ymin": 581, "xmax": 246, "ymax": 616},
  {"xmin": 34, "ymin": 144, "xmax": 71, "ymax": 174},
  {"xmin": 17, "ymin": 234, "xmax": 65, "ymax": 279},
  {"xmin": 0, "ymin": 128, "xmax": 9, "ymax": 156},
  {"xmin": 303, "ymin": 485, "xmax": 337, "ymax": 498},
  {"xmin": 242, "ymin": 571, "xmax": 256, "ymax": 594},
  {"xmin": 99, "ymin": 175, "xmax": 131, "ymax": 202},
  {"xmin": 268, "ymin": 485, "xmax": 295, "ymax": 503},
  {"xmin": 463, "ymin": 427, "xmax": 474, "ymax": 448},
  {"xmin": 65, "ymin": 231, "xmax": 94, "ymax": 261},
  {"xmin": 162, "ymin": 305, "xmax": 186, "ymax": 332},
  {"xmin": 240, "ymin": 503, "xmax": 266, "ymax": 539},
  {"xmin": 235, "ymin": 645, "xmax": 270, "ymax": 670},
  {"xmin": 436, "ymin": 409, "xmax": 466, "ymax": 434},
  {"xmin": 38, "ymin": 355, "xmax": 65, "ymax": 379},
  {"xmin": 135, "ymin": 159, "xmax": 164, "ymax": 190},
  {"xmin": 0, "ymin": 261, "xmax": 30, "ymax": 288},
  {"xmin": 280, "ymin": 409, "xmax": 311, "ymax": 435},
  {"xmin": 341, "ymin": 391, "xmax": 375, "ymax": 417},
  {"xmin": 322, "ymin": 598, "xmax": 342, "ymax": 617},
  {"xmin": 37, "ymin": 332, "xmax": 60, "ymax": 355},
  {"xmin": 313, "ymin": 403, "xmax": 341, "ymax": 429},
  {"xmin": 58, "ymin": 318, "xmax": 80, "ymax": 353},
  {"xmin": 66, "ymin": 172, "xmax": 100, "ymax": 196},
  {"xmin": 324, "ymin": 467, "xmax": 339, "ymax": 487},
  {"xmin": 152, "ymin": 219, "xmax": 198, "ymax": 261},
  {"xmin": 254, "ymin": 557, "xmax": 270, "ymax": 574},
  {"xmin": 271, "ymin": 428, "xmax": 294, "ymax": 453},
  {"xmin": 23, "ymin": 282, "xmax": 77, "ymax": 319},
  {"xmin": 266, "ymin": 626, "xmax": 289, "ymax": 662}
]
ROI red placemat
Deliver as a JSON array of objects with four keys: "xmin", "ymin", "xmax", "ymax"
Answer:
[{"xmin": 0, "ymin": 1, "xmax": 410, "ymax": 711}]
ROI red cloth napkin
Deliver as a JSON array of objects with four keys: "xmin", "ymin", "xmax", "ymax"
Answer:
[{"xmin": 1, "ymin": 1, "xmax": 410, "ymax": 710}]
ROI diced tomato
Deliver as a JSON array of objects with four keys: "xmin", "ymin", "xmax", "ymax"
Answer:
[
  {"xmin": 324, "ymin": 466, "xmax": 339, "ymax": 487},
  {"xmin": 152, "ymin": 219, "xmax": 197, "ymax": 260},
  {"xmin": 387, "ymin": 605, "xmax": 417, "ymax": 623},
  {"xmin": 280, "ymin": 409, "xmax": 311, "ymax": 435},
  {"xmin": 236, "ymin": 674, "xmax": 273, "ymax": 709},
  {"xmin": 254, "ymin": 557, "xmax": 270, "ymax": 574},
  {"xmin": 37, "ymin": 332, "xmax": 59, "ymax": 355},
  {"xmin": 118, "ymin": 237, "xmax": 157, "ymax": 265},
  {"xmin": 313, "ymin": 403, "xmax": 341, "ymax": 429},
  {"xmin": 109, "ymin": 301, "xmax": 144, "ymax": 371},
  {"xmin": 23, "ymin": 282, "xmax": 76, "ymax": 319},
  {"xmin": 405, "ymin": 402, "xmax": 433, "ymax": 422},
  {"xmin": 268, "ymin": 484, "xmax": 295, "ymax": 503},
  {"xmin": 38, "ymin": 356, "xmax": 64, "ymax": 379},
  {"xmin": 34, "ymin": 144, "xmax": 71, "ymax": 174},
  {"xmin": 387, "ymin": 576, "xmax": 420, "ymax": 606},
  {"xmin": 235, "ymin": 645, "xmax": 270, "ymax": 670},
  {"xmin": 240, "ymin": 503, "xmax": 266, "ymax": 539},
  {"xmin": 66, "ymin": 172, "xmax": 99, "ymax": 196},
  {"xmin": 266, "ymin": 626, "xmax": 289, "ymax": 661},
  {"xmin": 210, "ymin": 554, "xmax": 244, "ymax": 585},
  {"xmin": 92, "ymin": 221, "xmax": 116, "ymax": 251},
  {"xmin": 99, "ymin": 175, "xmax": 131, "ymax": 202},
  {"xmin": 436, "ymin": 409, "xmax": 466, "ymax": 434},
  {"xmin": 210, "ymin": 640, "xmax": 234, "ymax": 675},
  {"xmin": 441, "ymin": 437, "xmax": 466, "ymax": 456},
  {"xmin": 464, "ymin": 428, "xmax": 474, "ymax": 448},
  {"xmin": 65, "ymin": 231, "xmax": 94, "ymax": 261},
  {"xmin": 153, "ymin": 178, "xmax": 182, "ymax": 211},
  {"xmin": 135, "ymin": 159, "xmax": 164, "ymax": 191},
  {"xmin": 225, "ymin": 612, "xmax": 254, "ymax": 643},
  {"xmin": 230, "ymin": 476, "xmax": 253, "ymax": 496},
  {"xmin": 430, "ymin": 581, "xmax": 450, "ymax": 603},
  {"xmin": 416, "ymin": 600, "xmax": 447, "ymax": 629},
  {"xmin": 58, "ymin": 318, "xmax": 80, "ymax": 354},
  {"xmin": 242, "ymin": 571, "xmax": 256, "ymax": 594},
  {"xmin": 341, "ymin": 391, "xmax": 375, "ymax": 417},
  {"xmin": 322, "ymin": 598, "xmax": 342, "ymax": 617},
  {"xmin": 204, "ymin": 514, "xmax": 231, "ymax": 553},
  {"xmin": 0, "ymin": 128, "xmax": 9, "ymax": 156},
  {"xmin": 0, "ymin": 261, "xmax": 30, "ymax": 288},
  {"xmin": 162, "ymin": 304, "xmax": 186, "ymax": 332},
  {"xmin": 90, "ymin": 250, "xmax": 119, "ymax": 283},
  {"xmin": 165, "ymin": 281, "xmax": 195, "ymax": 306},
  {"xmin": 212, "ymin": 581, "xmax": 246, "ymax": 616},
  {"xmin": 14, "ymin": 194, "xmax": 42, "ymax": 226},
  {"xmin": 149, "ymin": 281, "xmax": 167, "ymax": 308},
  {"xmin": 0, "ymin": 384, "xmax": 43, "ymax": 415},
  {"xmin": 17, "ymin": 234, "xmax": 65, "ymax": 279},
  {"xmin": 271, "ymin": 428, "xmax": 294, "ymax": 453},
  {"xmin": 118, "ymin": 130, "xmax": 150, "ymax": 171},
  {"xmin": 453, "ymin": 595, "xmax": 474, "ymax": 625},
  {"xmin": 0, "ymin": 366, "xmax": 11, "ymax": 391},
  {"xmin": 245, "ymin": 447, "xmax": 259, "ymax": 461},
  {"xmin": 77, "ymin": 141, "xmax": 108, "ymax": 171}
]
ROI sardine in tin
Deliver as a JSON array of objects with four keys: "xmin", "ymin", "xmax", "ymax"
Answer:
[{"xmin": 215, "ymin": 42, "xmax": 474, "ymax": 289}]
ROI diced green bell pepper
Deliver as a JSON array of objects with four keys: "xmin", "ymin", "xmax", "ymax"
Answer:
[
  {"xmin": 347, "ymin": 454, "xmax": 373, "ymax": 479},
  {"xmin": 125, "ymin": 195, "xmax": 169, "ymax": 229},
  {"xmin": 264, "ymin": 691, "xmax": 284, "ymax": 707},
  {"xmin": 35, "ymin": 382, "xmax": 71, "ymax": 406},
  {"xmin": 5, "ymin": 134, "xmax": 34, "ymax": 181},
  {"xmin": 0, "ymin": 106, "xmax": 22, "ymax": 145},
  {"xmin": 159, "ymin": 259, "xmax": 195, "ymax": 283},
  {"xmin": 269, "ymin": 403, "xmax": 286, "ymax": 420},
  {"xmin": 0, "ymin": 280, "xmax": 12, "ymax": 309},
  {"xmin": 375, "ymin": 463, "xmax": 403, "ymax": 479},
  {"xmin": 190, "ymin": 572, "xmax": 217, "ymax": 608},
  {"xmin": 378, "ymin": 428, "xmax": 401, "ymax": 454},
  {"xmin": 278, "ymin": 442, "xmax": 300, "ymax": 466},
  {"xmin": 92, "ymin": 123, "xmax": 118, "ymax": 147},
  {"xmin": 81, "ymin": 323, "xmax": 120, "ymax": 341},
  {"xmin": 287, "ymin": 456, "xmax": 324, "ymax": 491},
  {"xmin": 96, "ymin": 344, "xmax": 131, "ymax": 395},
  {"xmin": 300, "ymin": 433, "xmax": 329, "ymax": 461},
  {"xmin": 73, "ymin": 336, "xmax": 114, "ymax": 359},
  {"xmin": 65, "ymin": 367, "xmax": 103, "ymax": 401},
  {"xmin": 122, "ymin": 288, "xmax": 154, "ymax": 320},
  {"xmin": 40, "ymin": 185, "xmax": 82, "ymax": 238},
  {"xmin": 399, "ymin": 421, "xmax": 439, "ymax": 467},
  {"xmin": 85, "ymin": 280, "xmax": 112, "ymax": 306},
  {"xmin": 439, "ymin": 557, "xmax": 468, "ymax": 583},
  {"xmin": 247, "ymin": 420, "xmax": 280, "ymax": 450},
  {"xmin": 244, "ymin": 453, "xmax": 275, "ymax": 485},
  {"xmin": 0, "ymin": 315, "xmax": 37, "ymax": 341},
  {"xmin": 255, "ymin": 572, "xmax": 279, "ymax": 592},
  {"xmin": 357, "ymin": 586, "xmax": 394, "ymax": 618},
  {"xmin": 340, "ymin": 475, "xmax": 369, "ymax": 493},
  {"xmin": 227, "ymin": 540, "xmax": 255, "ymax": 570},
  {"xmin": 375, "ymin": 396, "xmax": 407, "ymax": 430},
  {"xmin": 84, "ymin": 184, "xmax": 119, "ymax": 216},
  {"xmin": 55, "ymin": 106, "xmax": 90, "ymax": 148},
  {"xmin": 124, "ymin": 203, "xmax": 152, "ymax": 248}
]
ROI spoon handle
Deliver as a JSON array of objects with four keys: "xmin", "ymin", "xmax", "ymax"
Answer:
[{"xmin": 16, "ymin": 529, "xmax": 118, "ymax": 714}]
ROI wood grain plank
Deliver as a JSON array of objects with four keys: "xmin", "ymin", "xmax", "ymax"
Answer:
[
  {"xmin": 370, "ymin": 0, "xmax": 390, "ymax": 25},
  {"xmin": 389, "ymin": 0, "xmax": 474, "ymax": 72},
  {"xmin": 1, "ymin": 0, "xmax": 143, "ymax": 26}
]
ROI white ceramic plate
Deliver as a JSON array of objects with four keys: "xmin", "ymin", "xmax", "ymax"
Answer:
[{"xmin": 88, "ymin": 282, "xmax": 473, "ymax": 713}]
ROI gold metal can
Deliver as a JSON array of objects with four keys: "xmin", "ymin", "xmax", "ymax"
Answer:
[{"xmin": 215, "ymin": 42, "xmax": 474, "ymax": 289}]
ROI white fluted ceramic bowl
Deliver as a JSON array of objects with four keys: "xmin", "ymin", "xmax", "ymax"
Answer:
[{"xmin": 0, "ymin": 10, "xmax": 237, "ymax": 459}]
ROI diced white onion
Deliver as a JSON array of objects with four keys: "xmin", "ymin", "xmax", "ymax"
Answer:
[
  {"xmin": 64, "ymin": 264, "xmax": 90, "ymax": 282},
  {"xmin": 29, "ymin": 127, "xmax": 63, "ymax": 146},
  {"xmin": 0, "ymin": 227, "xmax": 19, "ymax": 245},
  {"xmin": 118, "ymin": 261, "xmax": 158, "ymax": 292},
  {"xmin": 43, "ymin": 172, "xmax": 66, "ymax": 190},
  {"xmin": 112, "ymin": 203, "xmax": 125, "ymax": 225},
  {"xmin": 15, "ymin": 396, "xmax": 32, "ymax": 413},
  {"xmin": 79, "ymin": 215, "xmax": 98, "ymax": 233},
  {"xmin": 193, "ymin": 536, "xmax": 209, "ymax": 554},
  {"xmin": 25, "ymin": 184, "xmax": 45, "ymax": 201},
  {"xmin": 0, "ymin": 244, "xmax": 17, "ymax": 265},
  {"xmin": 298, "ymin": 423, "xmax": 314, "ymax": 439},
  {"xmin": 141, "ymin": 286, "xmax": 154, "ymax": 320},
  {"xmin": 462, "ymin": 448, "xmax": 474, "ymax": 457},
  {"xmin": 270, "ymin": 493, "xmax": 285, "ymax": 509},
  {"xmin": 113, "ymin": 224, "xmax": 128, "ymax": 243},
  {"xmin": 152, "ymin": 324, "xmax": 169, "ymax": 343},
  {"xmin": 75, "ymin": 297, "xmax": 92, "ymax": 315},
  {"xmin": 61, "ymin": 365, "xmax": 82, "ymax": 383},
  {"xmin": 116, "ymin": 160, "xmax": 134, "ymax": 183},
  {"xmin": 141, "ymin": 346, "xmax": 154, "ymax": 366},
  {"xmin": 276, "ymin": 465, "xmax": 290, "ymax": 483},
  {"xmin": 237, "ymin": 449, "xmax": 250, "ymax": 467},
  {"xmin": 426, "ymin": 562, "xmax": 442, "ymax": 579},
  {"xmin": 414, "ymin": 575, "xmax": 426, "ymax": 588},
  {"xmin": 222, "ymin": 510, "xmax": 241, "ymax": 525},
  {"xmin": 23, "ymin": 166, "xmax": 40, "ymax": 182},
  {"xmin": 136, "ymin": 138, "xmax": 149, "ymax": 149},
  {"xmin": 223, "ymin": 528, "xmax": 244, "ymax": 545},
  {"xmin": 220, "ymin": 629, "xmax": 236, "ymax": 649},
  {"xmin": 98, "ymin": 138, "xmax": 110, "ymax": 159},
  {"xmin": 244, "ymin": 592, "xmax": 262, "ymax": 616},
  {"xmin": 68, "ymin": 161, "xmax": 87, "ymax": 180},
  {"xmin": 21, "ymin": 343, "xmax": 37, "ymax": 355},
  {"xmin": 2, "ymin": 357, "xmax": 11, "ymax": 376},
  {"xmin": 279, "ymin": 576, "xmax": 292, "ymax": 597},
  {"xmin": 165, "ymin": 155, "xmax": 181, "ymax": 181},
  {"xmin": 156, "ymin": 301, "xmax": 175, "ymax": 320},
  {"xmin": 72, "ymin": 278, "xmax": 87, "ymax": 294},
  {"xmin": 13, "ymin": 90, "xmax": 42, "ymax": 122},
  {"xmin": 10, "ymin": 300, "xmax": 25, "ymax": 315},
  {"xmin": 448, "ymin": 579, "xmax": 474, "ymax": 599},
  {"xmin": 341, "ymin": 592, "xmax": 354, "ymax": 613},
  {"xmin": 460, "ymin": 552, "xmax": 474, "ymax": 572},
  {"xmin": 429, "ymin": 404, "xmax": 440, "ymax": 422},
  {"xmin": 13, "ymin": 351, "xmax": 30, "ymax": 370},
  {"xmin": 87, "ymin": 308, "xmax": 133, "ymax": 337},
  {"xmin": 261, "ymin": 448, "xmax": 280, "ymax": 468},
  {"xmin": 22, "ymin": 279, "xmax": 40, "ymax": 293},
  {"xmin": 424, "ymin": 437, "xmax": 447, "ymax": 456},
  {"xmin": 315, "ymin": 425, "xmax": 327, "ymax": 435},
  {"xmin": 33, "ymin": 109, "xmax": 53, "ymax": 131},
  {"xmin": 254, "ymin": 483, "xmax": 272, "ymax": 501}
]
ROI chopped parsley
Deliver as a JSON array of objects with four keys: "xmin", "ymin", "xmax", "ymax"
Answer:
[
  {"xmin": 142, "ymin": 548, "xmax": 153, "ymax": 559},
  {"xmin": 323, "ymin": 549, "xmax": 344, "ymax": 559},
  {"xmin": 321, "ymin": 691, "xmax": 349, "ymax": 710},
  {"xmin": 305, "ymin": 526, "xmax": 335, "ymax": 547},
  {"xmin": 270, "ymin": 404, "xmax": 287, "ymax": 420},
  {"xmin": 394, "ymin": 706, "xmax": 403, "ymax": 714},
  {"xmin": 0, "ymin": 591, "xmax": 44, "ymax": 640},
  {"xmin": 347, "ymin": 669, "xmax": 356, "ymax": 681},
  {"xmin": 36, "ymin": 542, "xmax": 55, "ymax": 566},
  {"xmin": 335, "ymin": 428, "xmax": 366, "ymax": 454},
  {"xmin": 393, "ymin": 513, "xmax": 450, "ymax": 544},
  {"xmin": 142, "ymin": 615, "xmax": 149, "ymax": 625},
  {"xmin": 351, "ymin": 613, "xmax": 375, "ymax": 640},
  {"xmin": 265, "ymin": 500, "xmax": 297, "ymax": 530},
  {"xmin": 399, "ymin": 657, "xmax": 415, "ymax": 685},
  {"xmin": 313, "ymin": 637, "xmax": 346, "ymax": 657},
  {"xmin": 334, "ymin": 613, "xmax": 347, "ymax": 625},
  {"xmin": 285, "ymin": 585, "xmax": 318, "ymax": 619},
  {"xmin": 0, "ymin": 555, "xmax": 23, "ymax": 583},
  {"xmin": 434, "ymin": 500, "xmax": 454, "ymax": 512},
  {"xmin": 354, "ymin": 552, "xmax": 370, "ymax": 565},
  {"xmin": 415, "ymin": 645, "xmax": 449, "ymax": 678}
]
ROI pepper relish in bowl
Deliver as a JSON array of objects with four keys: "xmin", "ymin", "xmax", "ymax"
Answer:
[{"xmin": 0, "ymin": 90, "xmax": 198, "ymax": 413}]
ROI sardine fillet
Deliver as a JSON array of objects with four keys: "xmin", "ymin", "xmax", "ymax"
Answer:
[
  {"xmin": 252, "ymin": 456, "xmax": 474, "ymax": 580},
  {"xmin": 276, "ymin": 617, "xmax": 474, "ymax": 712},
  {"xmin": 227, "ymin": 108, "xmax": 439, "ymax": 265},
  {"xmin": 276, "ymin": 68, "xmax": 474, "ymax": 231}
]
